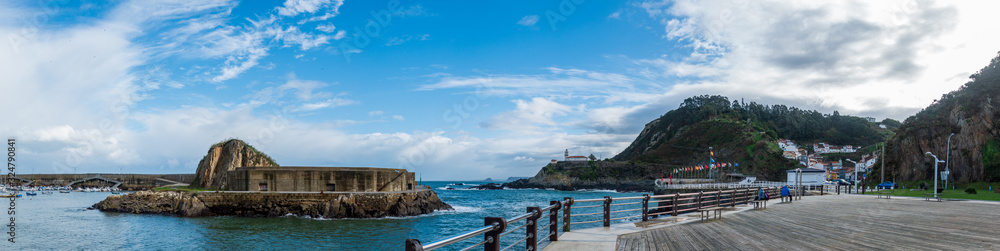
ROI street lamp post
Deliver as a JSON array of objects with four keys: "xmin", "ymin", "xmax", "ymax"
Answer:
[
  {"xmin": 946, "ymin": 133, "xmax": 955, "ymax": 190},
  {"xmin": 880, "ymin": 143, "xmax": 885, "ymax": 184},
  {"xmin": 845, "ymin": 159, "xmax": 858, "ymax": 192},
  {"xmin": 925, "ymin": 152, "xmax": 946, "ymax": 199}
]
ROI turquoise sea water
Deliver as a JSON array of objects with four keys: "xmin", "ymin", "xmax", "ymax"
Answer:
[{"xmin": 9, "ymin": 181, "xmax": 646, "ymax": 250}]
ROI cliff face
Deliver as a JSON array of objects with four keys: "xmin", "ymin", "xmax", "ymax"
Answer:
[
  {"xmin": 882, "ymin": 53, "xmax": 1000, "ymax": 182},
  {"xmin": 190, "ymin": 139, "xmax": 278, "ymax": 189},
  {"xmin": 93, "ymin": 190, "xmax": 453, "ymax": 218}
]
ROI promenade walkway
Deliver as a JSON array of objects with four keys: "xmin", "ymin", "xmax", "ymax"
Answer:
[
  {"xmin": 607, "ymin": 194, "xmax": 1000, "ymax": 250},
  {"xmin": 544, "ymin": 206, "xmax": 754, "ymax": 251}
]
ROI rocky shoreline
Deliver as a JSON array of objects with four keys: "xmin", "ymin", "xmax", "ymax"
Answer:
[
  {"xmin": 92, "ymin": 189, "xmax": 452, "ymax": 218},
  {"xmin": 502, "ymin": 177, "xmax": 654, "ymax": 192}
]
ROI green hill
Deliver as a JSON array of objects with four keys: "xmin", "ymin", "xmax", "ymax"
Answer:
[{"xmin": 611, "ymin": 95, "xmax": 891, "ymax": 180}]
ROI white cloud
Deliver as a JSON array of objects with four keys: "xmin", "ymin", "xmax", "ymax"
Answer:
[
  {"xmin": 277, "ymin": 0, "xmax": 343, "ymax": 17},
  {"xmin": 482, "ymin": 98, "xmax": 573, "ymax": 131},
  {"xmin": 333, "ymin": 30, "xmax": 347, "ymax": 40},
  {"xmin": 608, "ymin": 11, "xmax": 622, "ymax": 19},
  {"xmin": 0, "ymin": 1, "xmax": 609, "ymax": 180},
  {"xmin": 395, "ymin": 4, "xmax": 430, "ymax": 17},
  {"xmin": 0, "ymin": 18, "xmax": 145, "ymax": 173},
  {"xmin": 245, "ymin": 74, "xmax": 360, "ymax": 113},
  {"xmin": 100, "ymin": 0, "xmax": 339, "ymax": 83},
  {"xmin": 635, "ymin": 0, "xmax": 1000, "ymax": 120},
  {"xmin": 418, "ymin": 67, "xmax": 654, "ymax": 103},
  {"xmin": 518, "ymin": 15, "xmax": 539, "ymax": 26},
  {"xmin": 385, "ymin": 34, "xmax": 430, "ymax": 46},
  {"xmin": 316, "ymin": 23, "xmax": 336, "ymax": 33},
  {"xmin": 368, "ymin": 110, "xmax": 384, "ymax": 116},
  {"xmin": 294, "ymin": 98, "xmax": 358, "ymax": 111},
  {"xmin": 513, "ymin": 156, "xmax": 535, "ymax": 162}
]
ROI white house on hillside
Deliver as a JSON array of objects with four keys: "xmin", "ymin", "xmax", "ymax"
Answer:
[{"xmin": 564, "ymin": 149, "xmax": 589, "ymax": 162}]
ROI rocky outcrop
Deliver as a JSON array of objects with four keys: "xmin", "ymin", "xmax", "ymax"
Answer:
[
  {"xmin": 505, "ymin": 175, "xmax": 653, "ymax": 192},
  {"xmin": 190, "ymin": 139, "xmax": 279, "ymax": 189},
  {"xmin": 882, "ymin": 53, "xmax": 1000, "ymax": 182},
  {"xmin": 93, "ymin": 189, "xmax": 452, "ymax": 218}
]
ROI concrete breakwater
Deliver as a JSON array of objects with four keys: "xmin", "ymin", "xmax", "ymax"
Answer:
[{"xmin": 93, "ymin": 188, "xmax": 452, "ymax": 218}]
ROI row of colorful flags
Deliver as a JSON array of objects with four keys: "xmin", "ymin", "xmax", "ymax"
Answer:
[{"xmin": 672, "ymin": 162, "xmax": 739, "ymax": 173}]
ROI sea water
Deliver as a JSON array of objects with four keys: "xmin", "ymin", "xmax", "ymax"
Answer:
[{"xmin": 9, "ymin": 181, "xmax": 645, "ymax": 250}]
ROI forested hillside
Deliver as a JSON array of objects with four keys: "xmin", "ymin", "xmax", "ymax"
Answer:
[{"xmin": 615, "ymin": 95, "xmax": 890, "ymax": 162}]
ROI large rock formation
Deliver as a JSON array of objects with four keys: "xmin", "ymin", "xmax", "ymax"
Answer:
[
  {"xmin": 190, "ymin": 139, "xmax": 278, "ymax": 189},
  {"xmin": 881, "ymin": 53, "xmax": 1000, "ymax": 182},
  {"xmin": 93, "ymin": 189, "xmax": 452, "ymax": 218}
]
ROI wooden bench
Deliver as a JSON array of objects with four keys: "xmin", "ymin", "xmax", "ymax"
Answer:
[
  {"xmin": 924, "ymin": 193, "xmax": 943, "ymax": 201},
  {"xmin": 876, "ymin": 191, "xmax": 892, "ymax": 199},
  {"xmin": 752, "ymin": 199, "xmax": 767, "ymax": 209},
  {"xmin": 780, "ymin": 195, "xmax": 791, "ymax": 203},
  {"xmin": 698, "ymin": 206, "xmax": 725, "ymax": 221}
]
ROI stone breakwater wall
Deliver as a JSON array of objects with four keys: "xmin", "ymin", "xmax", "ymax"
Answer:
[{"xmin": 93, "ymin": 189, "xmax": 452, "ymax": 218}]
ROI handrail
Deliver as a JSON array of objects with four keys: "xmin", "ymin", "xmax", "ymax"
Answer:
[
  {"xmin": 612, "ymin": 196, "xmax": 645, "ymax": 200},
  {"xmin": 421, "ymin": 224, "xmax": 496, "ymax": 250},
  {"xmin": 649, "ymin": 194, "xmax": 676, "ymax": 199},
  {"xmin": 407, "ymin": 185, "xmax": 792, "ymax": 251},
  {"xmin": 507, "ymin": 212, "xmax": 533, "ymax": 224}
]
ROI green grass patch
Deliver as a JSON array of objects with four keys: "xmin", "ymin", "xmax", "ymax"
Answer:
[{"xmin": 863, "ymin": 182, "xmax": 1000, "ymax": 201}]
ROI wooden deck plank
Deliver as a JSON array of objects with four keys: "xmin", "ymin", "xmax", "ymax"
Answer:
[{"xmin": 617, "ymin": 195, "xmax": 1000, "ymax": 250}]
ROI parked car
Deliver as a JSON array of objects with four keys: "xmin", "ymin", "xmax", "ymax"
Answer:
[
  {"xmin": 836, "ymin": 179, "xmax": 854, "ymax": 185},
  {"xmin": 877, "ymin": 181, "xmax": 897, "ymax": 189}
]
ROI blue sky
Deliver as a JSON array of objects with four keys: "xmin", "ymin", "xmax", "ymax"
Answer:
[{"xmin": 2, "ymin": 0, "xmax": 999, "ymax": 180}]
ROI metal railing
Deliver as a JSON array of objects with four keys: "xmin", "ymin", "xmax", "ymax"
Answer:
[
  {"xmin": 658, "ymin": 181, "xmax": 786, "ymax": 190},
  {"xmin": 406, "ymin": 187, "xmax": 779, "ymax": 251}
]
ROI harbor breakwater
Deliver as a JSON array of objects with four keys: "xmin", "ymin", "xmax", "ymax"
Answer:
[{"xmin": 92, "ymin": 188, "xmax": 452, "ymax": 218}]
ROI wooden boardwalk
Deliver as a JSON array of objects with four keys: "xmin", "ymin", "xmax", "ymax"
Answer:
[{"xmin": 616, "ymin": 195, "xmax": 1000, "ymax": 250}]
